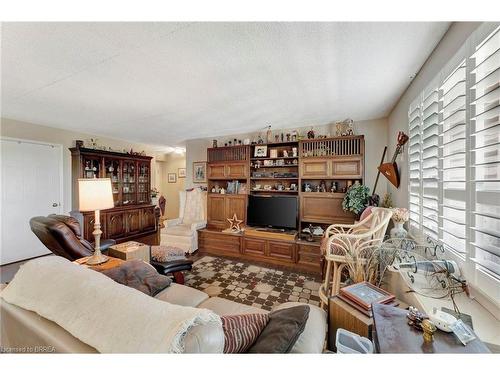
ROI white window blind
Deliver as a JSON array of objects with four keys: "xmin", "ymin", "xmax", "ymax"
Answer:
[
  {"xmin": 408, "ymin": 24, "xmax": 500, "ymax": 306},
  {"xmin": 440, "ymin": 60, "xmax": 467, "ymax": 255},
  {"xmin": 470, "ymin": 27, "xmax": 500, "ymax": 285},
  {"xmin": 408, "ymin": 101, "xmax": 422, "ymax": 232},
  {"xmin": 422, "ymin": 85, "xmax": 440, "ymax": 239}
]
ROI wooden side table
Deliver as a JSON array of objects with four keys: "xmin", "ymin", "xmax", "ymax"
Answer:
[
  {"xmin": 74, "ymin": 256, "xmax": 124, "ymax": 271},
  {"xmin": 328, "ymin": 296, "xmax": 374, "ymax": 351},
  {"xmin": 328, "ymin": 296, "xmax": 408, "ymax": 351}
]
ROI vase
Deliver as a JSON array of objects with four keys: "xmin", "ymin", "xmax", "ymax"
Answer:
[{"xmin": 390, "ymin": 221, "xmax": 407, "ymax": 238}]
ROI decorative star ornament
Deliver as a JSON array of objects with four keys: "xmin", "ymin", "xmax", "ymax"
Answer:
[{"xmin": 227, "ymin": 213, "xmax": 243, "ymax": 232}]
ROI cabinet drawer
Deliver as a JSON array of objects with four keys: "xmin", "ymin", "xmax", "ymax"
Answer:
[
  {"xmin": 242, "ymin": 237, "xmax": 266, "ymax": 256},
  {"xmin": 267, "ymin": 241, "xmax": 295, "ymax": 262},
  {"xmin": 199, "ymin": 231, "xmax": 240, "ymax": 255},
  {"xmin": 226, "ymin": 163, "xmax": 248, "ymax": 178},
  {"xmin": 297, "ymin": 243, "xmax": 321, "ymax": 255},
  {"xmin": 300, "ymin": 194, "xmax": 354, "ymax": 224},
  {"xmin": 106, "ymin": 212, "xmax": 126, "ymax": 239},
  {"xmin": 300, "ymin": 159, "xmax": 329, "ymax": 178},
  {"xmin": 331, "ymin": 159, "xmax": 362, "ymax": 178},
  {"xmin": 207, "ymin": 164, "xmax": 226, "ymax": 179}
]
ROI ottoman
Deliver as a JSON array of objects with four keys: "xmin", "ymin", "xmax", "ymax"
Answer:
[{"xmin": 150, "ymin": 245, "xmax": 193, "ymax": 284}]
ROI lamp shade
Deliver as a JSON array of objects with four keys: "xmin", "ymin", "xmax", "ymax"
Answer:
[{"xmin": 78, "ymin": 178, "xmax": 114, "ymax": 211}]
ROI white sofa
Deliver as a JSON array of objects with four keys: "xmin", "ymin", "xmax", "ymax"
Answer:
[{"xmin": 0, "ymin": 259, "xmax": 327, "ymax": 353}]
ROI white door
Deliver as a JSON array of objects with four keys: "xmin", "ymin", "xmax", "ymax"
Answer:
[{"xmin": 0, "ymin": 138, "xmax": 63, "ymax": 265}]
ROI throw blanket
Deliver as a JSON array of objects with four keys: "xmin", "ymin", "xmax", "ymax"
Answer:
[
  {"xmin": 98, "ymin": 259, "xmax": 171, "ymax": 297},
  {"xmin": 0, "ymin": 257, "xmax": 221, "ymax": 353}
]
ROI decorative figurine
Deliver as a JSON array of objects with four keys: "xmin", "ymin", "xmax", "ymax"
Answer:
[
  {"xmin": 307, "ymin": 128, "xmax": 315, "ymax": 139},
  {"xmin": 257, "ymin": 134, "xmax": 264, "ymax": 144},
  {"xmin": 266, "ymin": 126, "xmax": 273, "ymax": 143},
  {"xmin": 275, "ymin": 134, "xmax": 280, "ymax": 143},
  {"xmin": 291, "ymin": 130, "xmax": 298, "ymax": 141},
  {"xmin": 280, "ymin": 133, "xmax": 284, "ymax": 142},
  {"xmin": 227, "ymin": 214, "xmax": 243, "ymax": 233},
  {"xmin": 283, "ymin": 150, "xmax": 288, "ymax": 157},
  {"xmin": 421, "ymin": 319, "xmax": 437, "ymax": 343},
  {"xmin": 212, "ymin": 140, "xmax": 218, "ymax": 148},
  {"xmin": 320, "ymin": 180, "xmax": 327, "ymax": 192}
]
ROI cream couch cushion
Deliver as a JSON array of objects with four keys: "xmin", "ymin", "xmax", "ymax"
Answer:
[
  {"xmin": 163, "ymin": 224, "xmax": 193, "ymax": 236},
  {"xmin": 155, "ymin": 283, "xmax": 209, "ymax": 307},
  {"xmin": 198, "ymin": 297, "xmax": 267, "ymax": 315}
]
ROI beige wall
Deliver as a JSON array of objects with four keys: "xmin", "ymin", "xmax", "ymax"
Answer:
[
  {"xmin": 0, "ymin": 117, "xmax": 168, "ymax": 213},
  {"xmin": 186, "ymin": 118, "xmax": 389, "ymax": 197},
  {"xmin": 387, "ymin": 22, "xmax": 481, "ymax": 208},
  {"xmin": 157, "ymin": 153, "xmax": 186, "ymax": 219}
]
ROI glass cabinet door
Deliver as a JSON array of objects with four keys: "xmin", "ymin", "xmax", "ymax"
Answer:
[
  {"xmin": 104, "ymin": 158, "xmax": 121, "ymax": 206},
  {"xmin": 137, "ymin": 162, "xmax": 150, "ymax": 204},
  {"xmin": 122, "ymin": 161, "xmax": 136, "ymax": 205},
  {"xmin": 82, "ymin": 156, "xmax": 101, "ymax": 178}
]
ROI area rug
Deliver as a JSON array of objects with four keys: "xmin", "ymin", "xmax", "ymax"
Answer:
[{"xmin": 184, "ymin": 256, "xmax": 322, "ymax": 311}]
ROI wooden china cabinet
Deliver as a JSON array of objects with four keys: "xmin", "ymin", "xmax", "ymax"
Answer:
[{"xmin": 70, "ymin": 143, "xmax": 160, "ymax": 246}]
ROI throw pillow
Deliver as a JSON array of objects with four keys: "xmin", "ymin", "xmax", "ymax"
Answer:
[
  {"xmin": 247, "ymin": 305, "xmax": 310, "ymax": 353},
  {"xmin": 99, "ymin": 259, "xmax": 171, "ymax": 297},
  {"xmin": 221, "ymin": 313, "xmax": 270, "ymax": 353}
]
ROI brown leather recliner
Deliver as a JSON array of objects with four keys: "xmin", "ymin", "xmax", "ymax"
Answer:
[{"xmin": 29, "ymin": 215, "xmax": 116, "ymax": 261}]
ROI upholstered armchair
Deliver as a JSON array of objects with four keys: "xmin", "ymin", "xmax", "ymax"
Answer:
[
  {"xmin": 30, "ymin": 215, "xmax": 116, "ymax": 261},
  {"xmin": 319, "ymin": 207, "xmax": 393, "ymax": 307},
  {"xmin": 161, "ymin": 188, "xmax": 207, "ymax": 254}
]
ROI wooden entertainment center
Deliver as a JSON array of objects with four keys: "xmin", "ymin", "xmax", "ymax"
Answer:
[
  {"xmin": 69, "ymin": 144, "xmax": 160, "ymax": 246},
  {"xmin": 199, "ymin": 135, "xmax": 365, "ymax": 274}
]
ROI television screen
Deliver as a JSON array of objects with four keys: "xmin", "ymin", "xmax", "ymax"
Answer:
[{"xmin": 247, "ymin": 195, "xmax": 298, "ymax": 230}]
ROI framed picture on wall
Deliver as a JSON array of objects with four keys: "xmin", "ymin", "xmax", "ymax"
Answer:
[
  {"xmin": 178, "ymin": 168, "xmax": 186, "ymax": 178},
  {"xmin": 168, "ymin": 173, "xmax": 177, "ymax": 183},
  {"xmin": 193, "ymin": 161, "xmax": 207, "ymax": 183}
]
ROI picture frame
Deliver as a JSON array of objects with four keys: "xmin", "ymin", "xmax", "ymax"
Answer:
[
  {"xmin": 254, "ymin": 145, "xmax": 267, "ymax": 158},
  {"xmin": 193, "ymin": 161, "xmax": 207, "ymax": 183},
  {"xmin": 178, "ymin": 167, "xmax": 186, "ymax": 178},
  {"xmin": 339, "ymin": 281, "xmax": 395, "ymax": 311},
  {"xmin": 168, "ymin": 173, "xmax": 177, "ymax": 183}
]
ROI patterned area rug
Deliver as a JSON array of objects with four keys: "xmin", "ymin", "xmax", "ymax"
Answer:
[{"xmin": 185, "ymin": 256, "xmax": 322, "ymax": 311}]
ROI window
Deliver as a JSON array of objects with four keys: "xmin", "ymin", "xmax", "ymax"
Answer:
[{"xmin": 408, "ymin": 24, "xmax": 500, "ymax": 306}]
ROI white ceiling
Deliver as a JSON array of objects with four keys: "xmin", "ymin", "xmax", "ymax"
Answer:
[{"xmin": 1, "ymin": 22, "xmax": 450, "ymax": 147}]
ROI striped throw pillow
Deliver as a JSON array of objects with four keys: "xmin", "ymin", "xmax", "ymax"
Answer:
[{"xmin": 221, "ymin": 313, "xmax": 270, "ymax": 353}]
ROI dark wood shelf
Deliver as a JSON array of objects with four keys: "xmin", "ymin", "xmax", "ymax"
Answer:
[
  {"xmin": 250, "ymin": 141, "xmax": 299, "ymax": 147},
  {"xmin": 250, "ymin": 157, "xmax": 298, "ymax": 161},
  {"xmin": 250, "ymin": 190, "xmax": 298, "ymax": 194},
  {"xmin": 251, "ymin": 164, "xmax": 298, "ymax": 168},
  {"xmin": 250, "ymin": 177, "xmax": 298, "ymax": 180}
]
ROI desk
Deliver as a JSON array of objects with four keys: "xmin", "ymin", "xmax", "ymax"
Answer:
[{"xmin": 372, "ymin": 303, "xmax": 491, "ymax": 353}]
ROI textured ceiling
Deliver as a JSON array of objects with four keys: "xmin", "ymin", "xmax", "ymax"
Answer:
[{"xmin": 1, "ymin": 22, "xmax": 450, "ymax": 147}]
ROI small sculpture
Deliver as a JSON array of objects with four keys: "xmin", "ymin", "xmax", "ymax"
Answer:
[
  {"xmin": 227, "ymin": 213, "xmax": 243, "ymax": 232},
  {"xmin": 307, "ymin": 128, "xmax": 315, "ymax": 139},
  {"xmin": 266, "ymin": 126, "xmax": 273, "ymax": 143},
  {"xmin": 421, "ymin": 319, "xmax": 437, "ymax": 343}
]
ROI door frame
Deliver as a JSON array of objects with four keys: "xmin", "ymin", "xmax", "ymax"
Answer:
[{"xmin": 0, "ymin": 136, "xmax": 65, "ymax": 214}]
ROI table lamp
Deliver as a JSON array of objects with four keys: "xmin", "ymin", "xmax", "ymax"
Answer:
[{"xmin": 78, "ymin": 178, "xmax": 114, "ymax": 265}]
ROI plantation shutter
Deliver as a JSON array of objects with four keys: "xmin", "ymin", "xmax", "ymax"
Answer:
[
  {"xmin": 421, "ymin": 84, "xmax": 440, "ymax": 239},
  {"xmin": 470, "ymin": 26, "xmax": 500, "ymax": 280},
  {"xmin": 408, "ymin": 99, "xmax": 422, "ymax": 232},
  {"xmin": 439, "ymin": 60, "xmax": 468, "ymax": 254}
]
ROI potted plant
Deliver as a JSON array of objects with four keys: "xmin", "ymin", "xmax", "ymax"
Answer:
[
  {"xmin": 342, "ymin": 182, "xmax": 370, "ymax": 218},
  {"xmin": 390, "ymin": 207, "xmax": 409, "ymax": 238},
  {"xmin": 150, "ymin": 188, "xmax": 160, "ymax": 206}
]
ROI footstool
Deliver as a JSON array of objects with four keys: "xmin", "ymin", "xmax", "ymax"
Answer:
[{"xmin": 150, "ymin": 259, "xmax": 193, "ymax": 284}]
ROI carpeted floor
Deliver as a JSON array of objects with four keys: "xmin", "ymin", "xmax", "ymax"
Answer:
[{"xmin": 185, "ymin": 255, "xmax": 322, "ymax": 311}]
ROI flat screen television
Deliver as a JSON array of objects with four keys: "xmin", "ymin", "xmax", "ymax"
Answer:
[{"xmin": 247, "ymin": 195, "xmax": 298, "ymax": 230}]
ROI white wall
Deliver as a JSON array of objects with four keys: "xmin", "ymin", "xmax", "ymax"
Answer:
[
  {"xmin": 186, "ymin": 118, "xmax": 389, "ymax": 197},
  {"xmin": 387, "ymin": 22, "xmax": 481, "ymax": 208},
  {"xmin": 0, "ymin": 117, "xmax": 168, "ymax": 214}
]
